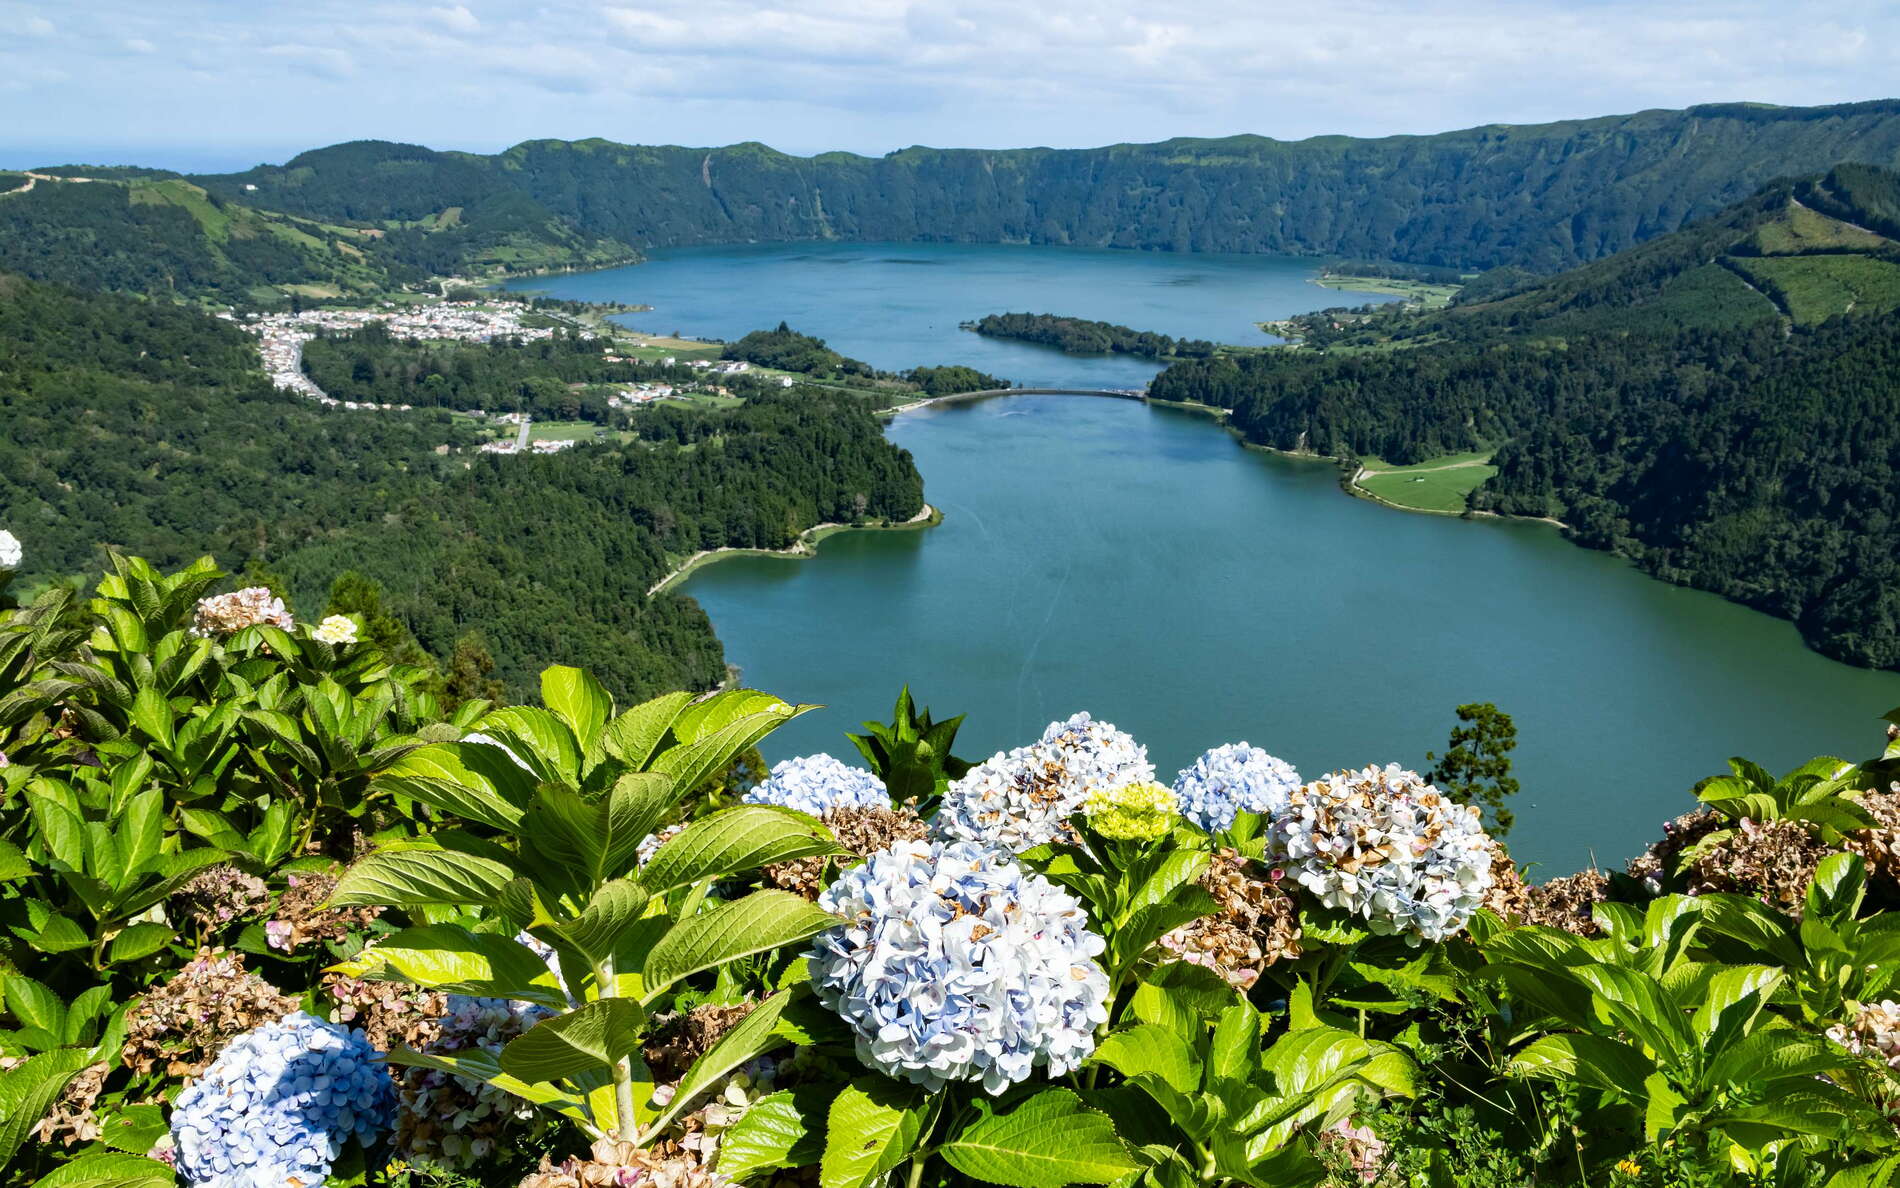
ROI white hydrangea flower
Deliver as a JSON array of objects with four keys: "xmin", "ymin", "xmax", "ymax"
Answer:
[
  {"xmin": 311, "ymin": 615, "xmax": 359, "ymax": 645},
  {"xmin": 810, "ymin": 840, "xmax": 1109, "ymax": 1094},
  {"xmin": 742, "ymin": 754, "xmax": 889, "ymax": 818},
  {"xmin": 1173, "ymin": 743, "xmax": 1302, "ymax": 833},
  {"xmin": 933, "ymin": 712, "xmax": 1154, "ymax": 852},
  {"xmin": 0, "ymin": 529, "xmax": 20, "ymax": 570},
  {"xmin": 1268, "ymin": 764, "xmax": 1494, "ymax": 944}
]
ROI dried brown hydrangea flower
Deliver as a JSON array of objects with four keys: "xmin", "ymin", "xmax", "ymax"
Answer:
[
  {"xmin": 1625, "ymin": 807, "xmax": 1722, "ymax": 891},
  {"xmin": 1846, "ymin": 788, "xmax": 1900, "ymax": 895},
  {"xmin": 122, "ymin": 949, "xmax": 296, "ymax": 1078},
  {"xmin": 173, "ymin": 864, "xmax": 270, "ymax": 938},
  {"xmin": 762, "ymin": 805, "xmax": 929, "ymax": 900},
  {"xmin": 265, "ymin": 868, "xmax": 381, "ymax": 953},
  {"xmin": 1480, "ymin": 842, "xmax": 1533, "ymax": 922},
  {"xmin": 1157, "ymin": 849, "xmax": 1301, "ymax": 991},
  {"xmin": 516, "ymin": 1138, "xmax": 737, "ymax": 1188},
  {"xmin": 1681, "ymin": 817, "xmax": 1834, "ymax": 912},
  {"xmin": 28, "ymin": 1060, "xmax": 109, "ymax": 1147},
  {"xmin": 643, "ymin": 1002, "xmax": 759, "ymax": 1084},
  {"xmin": 1524, "ymin": 869, "xmax": 1610, "ymax": 936}
]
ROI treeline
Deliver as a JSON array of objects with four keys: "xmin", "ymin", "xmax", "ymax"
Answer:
[
  {"xmin": 1324, "ymin": 259, "xmax": 1466, "ymax": 284},
  {"xmin": 0, "ymin": 274, "xmax": 925, "ymax": 698},
  {"xmin": 197, "ymin": 102, "xmax": 1900, "ymax": 271},
  {"xmin": 969, "ymin": 313, "xmax": 1216, "ymax": 359}
]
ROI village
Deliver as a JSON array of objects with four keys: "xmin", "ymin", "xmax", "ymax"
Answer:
[{"xmin": 237, "ymin": 299, "xmax": 787, "ymax": 454}]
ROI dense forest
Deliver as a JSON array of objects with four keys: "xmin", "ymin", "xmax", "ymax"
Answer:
[
  {"xmin": 0, "ymin": 273, "xmax": 924, "ymax": 697},
  {"xmin": 191, "ymin": 101, "xmax": 1900, "ymax": 273},
  {"xmin": 969, "ymin": 312, "xmax": 1217, "ymax": 359},
  {"xmin": 722, "ymin": 322, "xmax": 876, "ymax": 378},
  {"xmin": 1149, "ymin": 167, "xmax": 1900, "ymax": 669}
]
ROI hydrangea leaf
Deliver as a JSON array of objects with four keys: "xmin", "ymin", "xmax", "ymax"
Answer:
[
  {"xmin": 1508, "ymin": 1033, "xmax": 1655, "ymax": 1094},
  {"xmin": 27, "ymin": 1151, "xmax": 175, "ymax": 1188},
  {"xmin": 473, "ymin": 707, "xmax": 583, "ymax": 786},
  {"xmin": 819, "ymin": 1077, "xmax": 930, "ymax": 1188},
  {"xmin": 498, "ymin": 998, "xmax": 644, "ymax": 1083},
  {"xmin": 371, "ymin": 742, "xmax": 536, "ymax": 831},
  {"xmin": 649, "ymin": 699, "xmax": 815, "ymax": 800},
  {"xmin": 329, "ymin": 925, "xmax": 567, "ymax": 1008},
  {"xmin": 1088, "ymin": 1024, "xmax": 1199, "ymax": 1095},
  {"xmin": 107, "ymin": 922, "xmax": 173, "ymax": 964},
  {"xmin": 640, "ymin": 806, "xmax": 841, "ymax": 893},
  {"xmin": 542, "ymin": 665, "xmax": 613, "ymax": 764},
  {"xmin": 641, "ymin": 890, "xmax": 838, "ymax": 1000},
  {"xmin": 329, "ymin": 847, "xmax": 516, "ymax": 908},
  {"xmin": 939, "ymin": 1088, "xmax": 1137, "ymax": 1188},
  {"xmin": 554, "ymin": 879, "xmax": 652, "ymax": 964},
  {"xmin": 386, "ymin": 1047, "xmax": 591, "ymax": 1123},
  {"xmin": 716, "ymin": 1085, "xmax": 829, "ymax": 1181},
  {"xmin": 600, "ymin": 691, "xmax": 695, "ymax": 770}
]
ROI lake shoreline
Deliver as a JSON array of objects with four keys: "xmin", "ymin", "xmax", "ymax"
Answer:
[{"xmin": 648, "ymin": 503, "xmax": 941, "ymax": 597}]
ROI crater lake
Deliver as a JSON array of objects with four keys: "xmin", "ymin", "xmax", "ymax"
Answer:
[{"xmin": 512, "ymin": 243, "xmax": 1900, "ymax": 873}]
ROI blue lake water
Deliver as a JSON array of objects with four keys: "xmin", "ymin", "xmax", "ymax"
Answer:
[{"xmin": 513, "ymin": 245, "xmax": 1900, "ymax": 875}]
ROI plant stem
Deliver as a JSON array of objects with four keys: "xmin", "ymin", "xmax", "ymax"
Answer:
[
  {"xmin": 598, "ymin": 954, "xmax": 638, "ymax": 1142},
  {"xmin": 906, "ymin": 1153, "xmax": 928, "ymax": 1188}
]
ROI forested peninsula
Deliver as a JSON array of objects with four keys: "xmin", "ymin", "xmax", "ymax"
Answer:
[{"xmin": 967, "ymin": 313, "xmax": 1216, "ymax": 360}]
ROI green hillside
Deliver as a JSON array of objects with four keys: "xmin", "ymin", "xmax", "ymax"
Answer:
[
  {"xmin": 190, "ymin": 100, "xmax": 1900, "ymax": 274},
  {"xmin": 1148, "ymin": 165, "xmax": 1900, "ymax": 669}
]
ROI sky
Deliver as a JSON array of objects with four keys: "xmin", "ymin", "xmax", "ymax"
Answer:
[{"xmin": 1, "ymin": 0, "xmax": 1896, "ymax": 171}]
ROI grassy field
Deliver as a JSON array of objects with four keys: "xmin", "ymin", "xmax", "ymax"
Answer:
[
  {"xmin": 528, "ymin": 420, "xmax": 608, "ymax": 443},
  {"xmin": 1355, "ymin": 450, "xmax": 1497, "ymax": 513},
  {"xmin": 1729, "ymin": 254, "xmax": 1900, "ymax": 325},
  {"xmin": 1316, "ymin": 274, "xmax": 1464, "ymax": 309}
]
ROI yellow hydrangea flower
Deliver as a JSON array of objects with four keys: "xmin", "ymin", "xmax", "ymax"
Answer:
[{"xmin": 1082, "ymin": 780, "xmax": 1179, "ymax": 841}]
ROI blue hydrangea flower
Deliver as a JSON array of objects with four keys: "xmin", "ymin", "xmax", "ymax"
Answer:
[
  {"xmin": 809, "ymin": 840, "xmax": 1110, "ymax": 1094},
  {"xmin": 171, "ymin": 1011, "xmax": 396, "ymax": 1188},
  {"xmin": 1172, "ymin": 743, "xmax": 1302, "ymax": 833},
  {"xmin": 934, "ymin": 713, "xmax": 1155, "ymax": 852},
  {"xmin": 742, "ymin": 754, "xmax": 889, "ymax": 819}
]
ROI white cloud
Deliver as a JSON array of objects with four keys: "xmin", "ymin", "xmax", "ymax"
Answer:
[
  {"xmin": 428, "ymin": 5, "xmax": 480, "ymax": 34},
  {"xmin": 0, "ymin": 0, "xmax": 1896, "ymax": 160}
]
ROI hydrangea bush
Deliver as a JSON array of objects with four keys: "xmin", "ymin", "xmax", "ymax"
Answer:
[{"xmin": 8, "ymin": 557, "xmax": 1900, "ymax": 1188}]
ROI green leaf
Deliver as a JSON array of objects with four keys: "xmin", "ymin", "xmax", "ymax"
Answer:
[
  {"xmin": 556, "ymin": 880, "xmax": 653, "ymax": 965},
  {"xmin": 329, "ymin": 847, "xmax": 516, "ymax": 908},
  {"xmin": 30, "ymin": 1152, "xmax": 176, "ymax": 1188},
  {"xmin": 641, "ymin": 806, "xmax": 841, "ymax": 893},
  {"xmin": 0, "ymin": 839, "xmax": 32, "ymax": 881},
  {"xmin": 820, "ymin": 1078, "xmax": 929, "ymax": 1188},
  {"xmin": 499, "ymin": 998, "xmax": 644, "ymax": 1083},
  {"xmin": 1208, "ymin": 1004, "xmax": 1262, "ymax": 1085},
  {"xmin": 1807, "ymin": 852, "xmax": 1868, "ymax": 922},
  {"xmin": 385, "ymin": 1047, "xmax": 590, "ymax": 1121},
  {"xmin": 643, "ymin": 991, "xmax": 797, "ymax": 1140},
  {"xmin": 601, "ymin": 691, "xmax": 694, "ymax": 769},
  {"xmin": 108, "ymin": 923, "xmax": 174, "ymax": 964},
  {"xmin": 1508, "ymin": 1033, "xmax": 1655, "ymax": 1095},
  {"xmin": 716, "ymin": 1086, "xmax": 829, "ymax": 1180},
  {"xmin": 603, "ymin": 773, "xmax": 676, "ymax": 877},
  {"xmin": 1690, "ymin": 964, "xmax": 1781, "ymax": 1053},
  {"xmin": 543, "ymin": 665, "xmax": 614, "ymax": 762},
  {"xmin": 1088, "ymin": 1024, "xmax": 1199, "ymax": 1095},
  {"xmin": 641, "ymin": 891, "xmax": 839, "ymax": 1000},
  {"xmin": 128, "ymin": 686, "xmax": 174, "ymax": 748},
  {"xmin": 652, "ymin": 697, "xmax": 814, "ymax": 797},
  {"xmin": 328, "ymin": 926, "xmax": 566, "ymax": 1008},
  {"xmin": 475, "ymin": 707, "xmax": 582, "ymax": 786},
  {"xmin": 940, "ymin": 1088, "xmax": 1138, "ymax": 1188},
  {"xmin": 3, "ymin": 974, "xmax": 66, "ymax": 1035},
  {"xmin": 371, "ymin": 743, "xmax": 537, "ymax": 832}
]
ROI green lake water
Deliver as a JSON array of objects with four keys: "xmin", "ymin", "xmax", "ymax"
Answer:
[{"xmin": 513, "ymin": 245, "xmax": 1900, "ymax": 874}]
